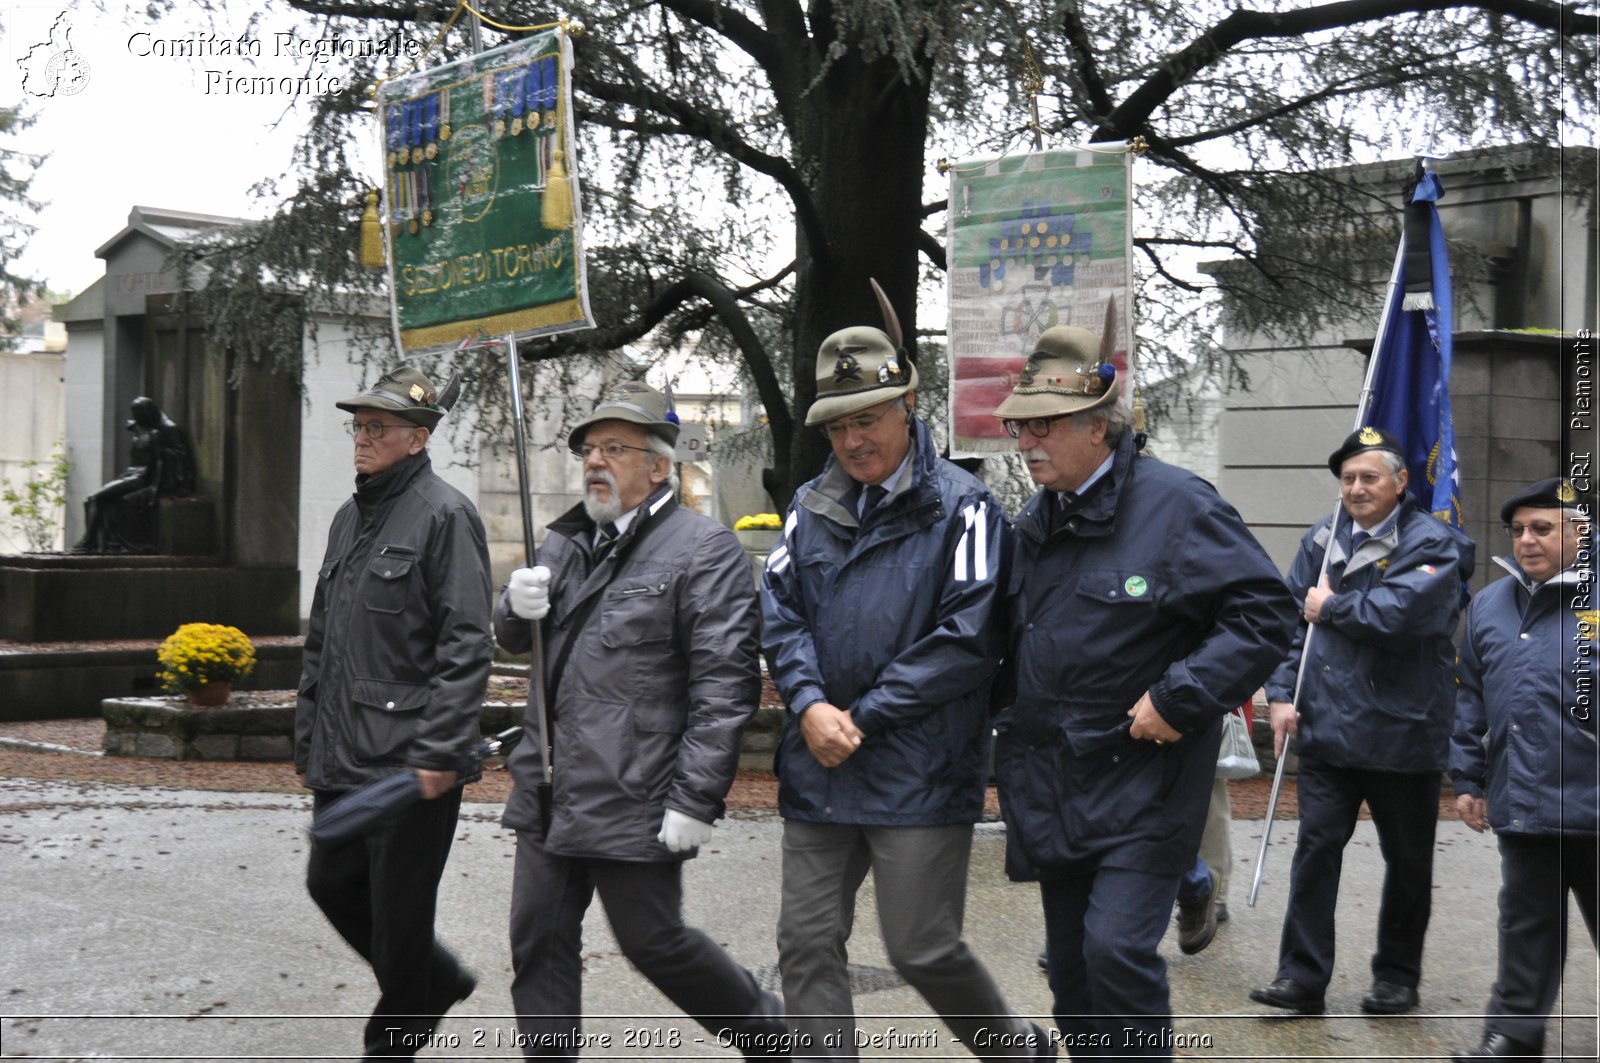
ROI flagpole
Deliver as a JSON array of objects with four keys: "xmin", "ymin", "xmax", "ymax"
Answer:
[{"xmin": 1248, "ymin": 201, "xmax": 1413, "ymax": 907}]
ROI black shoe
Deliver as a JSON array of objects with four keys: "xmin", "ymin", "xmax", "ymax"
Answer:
[
  {"xmin": 434, "ymin": 967, "xmax": 477, "ymax": 1016},
  {"xmin": 1176, "ymin": 869, "xmax": 1218, "ymax": 954},
  {"xmin": 1249, "ymin": 977, "xmax": 1325, "ymax": 1014},
  {"xmin": 1359, "ymin": 980, "xmax": 1418, "ymax": 1014},
  {"xmin": 1215, "ymin": 901, "xmax": 1229, "ymax": 924},
  {"xmin": 1451, "ymin": 1031, "xmax": 1544, "ymax": 1061}
]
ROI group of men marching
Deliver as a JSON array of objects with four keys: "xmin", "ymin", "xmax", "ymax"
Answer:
[{"xmin": 293, "ymin": 310, "xmax": 1593, "ymax": 1062}]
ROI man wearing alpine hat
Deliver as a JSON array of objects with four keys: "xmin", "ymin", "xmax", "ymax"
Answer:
[
  {"xmin": 762, "ymin": 298, "xmax": 1048, "ymax": 1059},
  {"xmin": 1450, "ymin": 478, "xmax": 1595, "ymax": 1061},
  {"xmin": 495, "ymin": 380, "xmax": 786, "ymax": 1059},
  {"xmin": 992, "ymin": 324, "xmax": 1294, "ymax": 1059},
  {"xmin": 297, "ymin": 364, "xmax": 493, "ymax": 1057},
  {"xmin": 1252, "ymin": 425, "xmax": 1474, "ymax": 1017}
]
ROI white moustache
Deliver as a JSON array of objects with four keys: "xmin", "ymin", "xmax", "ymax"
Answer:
[{"xmin": 1021, "ymin": 448, "xmax": 1049, "ymax": 462}]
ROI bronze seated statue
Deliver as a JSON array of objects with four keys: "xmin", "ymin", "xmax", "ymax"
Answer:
[{"xmin": 72, "ymin": 397, "xmax": 197, "ymax": 554}]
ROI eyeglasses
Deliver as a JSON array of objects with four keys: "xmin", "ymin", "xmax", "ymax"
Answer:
[
  {"xmin": 344, "ymin": 419, "xmax": 416, "ymax": 439},
  {"xmin": 1002, "ymin": 413, "xmax": 1073, "ymax": 439},
  {"xmin": 822, "ymin": 405, "xmax": 899, "ymax": 439},
  {"xmin": 1505, "ymin": 521, "xmax": 1559, "ymax": 539},
  {"xmin": 571, "ymin": 441, "xmax": 654, "ymax": 462}
]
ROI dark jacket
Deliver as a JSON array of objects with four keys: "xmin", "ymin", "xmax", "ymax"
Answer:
[
  {"xmin": 761, "ymin": 417, "xmax": 1009, "ymax": 826},
  {"xmin": 1449, "ymin": 556, "xmax": 1598, "ymax": 835},
  {"xmin": 495, "ymin": 485, "xmax": 761, "ymax": 862},
  {"xmin": 996, "ymin": 430, "xmax": 1296, "ymax": 879},
  {"xmin": 295, "ymin": 451, "xmax": 494, "ymax": 792},
  {"xmin": 1265, "ymin": 495, "xmax": 1473, "ymax": 773}
]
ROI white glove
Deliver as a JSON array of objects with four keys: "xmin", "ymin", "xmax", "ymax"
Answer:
[
  {"xmin": 507, "ymin": 566, "xmax": 552, "ymax": 620},
  {"xmin": 657, "ymin": 809, "xmax": 715, "ymax": 853}
]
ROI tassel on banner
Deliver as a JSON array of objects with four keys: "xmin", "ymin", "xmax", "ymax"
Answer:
[
  {"xmin": 1400, "ymin": 163, "xmax": 1435, "ymax": 312},
  {"xmin": 541, "ymin": 23, "xmax": 575, "ymax": 231},
  {"xmin": 360, "ymin": 189, "xmax": 386, "ymax": 268},
  {"xmin": 542, "ymin": 145, "xmax": 574, "ymax": 231},
  {"xmin": 1400, "ymin": 195, "xmax": 1436, "ymax": 312}
]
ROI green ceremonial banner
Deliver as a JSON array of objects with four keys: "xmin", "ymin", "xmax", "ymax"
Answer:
[
  {"xmin": 378, "ymin": 28, "xmax": 593, "ymax": 351},
  {"xmin": 945, "ymin": 144, "xmax": 1134, "ymax": 457}
]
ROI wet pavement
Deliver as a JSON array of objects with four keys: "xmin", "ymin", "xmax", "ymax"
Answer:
[{"xmin": 1, "ymin": 776, "xmax": 1594, "ymax": 1061}]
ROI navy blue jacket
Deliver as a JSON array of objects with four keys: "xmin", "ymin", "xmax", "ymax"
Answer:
[
  {"xmin": 761, "ymin": 418, "xmax": 1008, "ymax": 826},
  {"xmin": 1449, "ymin": 556, "xmax": 1598, "ymax": 836},
  {"xmin": 1266, "ymin": 495, "xmax": 1473, "ymax": 773},
  {"xmin": 996, "ymin": 431, "xmax": 1296, "ymax": 879}
]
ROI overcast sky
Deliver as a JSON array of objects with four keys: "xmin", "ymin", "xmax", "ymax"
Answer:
[{"xmin": 6, "ymin": 0, "xmax": 385, "ymax": 297}]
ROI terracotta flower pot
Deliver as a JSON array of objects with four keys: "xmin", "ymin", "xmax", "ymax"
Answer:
[{"xmin": 185, "ymin": 681, "xmax": 233, "ymax": 708}]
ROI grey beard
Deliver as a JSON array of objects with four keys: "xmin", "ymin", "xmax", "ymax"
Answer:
[{"xmin": 583, "ymin": 474, "xmax": 623, "ymax": 524}]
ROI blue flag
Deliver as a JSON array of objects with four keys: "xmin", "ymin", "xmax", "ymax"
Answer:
[{"xmin": 1364, "ymin": 170, "xmax": 1462, "ymax": 528}]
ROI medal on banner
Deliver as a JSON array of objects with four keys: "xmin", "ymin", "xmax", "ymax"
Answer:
[
  {"xmin": 408, "ymin": 98, "xmax": 425, "ymax": 165},
  {"xmin": 543, "ymin": 55, "xmax": 558, "ymax": 129},
  {"xmin": 385, "ymin": 103, "xmax": 403, "ymax": 168},
  {"xmin": 424, "ymin": 94, "xmax": 440, "ymax": 160},
  {"xmin": 407, "ymin": 171, "xmax": 419, "ymax": 235},
  {"xmin": 508, "ymin": 65, "xmax": 525, "ymax": 137},
  {"xmin": 524, "ymin": 62, "xmax": 541, "ymax": 136},
  {"xmin": 439, "ymin": 89, "xmax": 451, "ymax": 142},
  {"xmin": 492, "ymin": 71, "xmax": 507, "ymax": 138},
  {"xmin": 420, "ymin": 168, "xmax": 433, "ymax": 228},
  {"xmin": 389, "ymin": 167, "xmax": 404, "ymax": 238}
]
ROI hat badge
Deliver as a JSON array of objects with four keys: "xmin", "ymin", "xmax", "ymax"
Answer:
[
  {"xmin": 1018, "ymin": 359, "xmax": 1040, "ymax": 387},
  {"xmin": 878, "ymin": 354, "xmax": 903, "ymax": 385},
  {"xmin": 409, "ymin": 384, "xmax": 426, "ymax": 402},
  {"xmin": 1558, "ymin": 480, "xmax": 1578, "ymax": 504},
  {"xmin": 1358, "ymin": 426, "xmax": 1383, "ymax": 445},
  {"xmin": 833, "ymin": 354, "xmax": 863, "ymax": 384}
]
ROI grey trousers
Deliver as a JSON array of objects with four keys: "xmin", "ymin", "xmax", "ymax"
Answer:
[
  {"xmin": 777, "ymin": 820, "xmax": 1039, "ymax": 1062},
  {"xmin": 1197, "ymin": 777, "xmax": 1233, "ymax": 902}
]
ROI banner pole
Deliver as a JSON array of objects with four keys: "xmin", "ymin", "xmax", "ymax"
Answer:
[{"xmin": 504, "ymin": 334, "xmax": 554, "ymax": 800}]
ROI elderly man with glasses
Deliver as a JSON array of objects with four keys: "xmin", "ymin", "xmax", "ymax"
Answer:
[
  {"xmin": 297, "ymin": 365, "xmax": 492, "ymax": 1058},
  {"xmin": 494, "ymin": 381, "xmax": 786, "ymax": 1060},
  {"xmin": 1449, "ymin": 478, "xmax": 1596, "ymax": 1062},
  {"xmin": 991, "ymin": 326, "xmax": 1294, "ymax": 1059},
  {"xmin": 761, "ymin": 322, "xmax": 1049, "ymax": 1059}
]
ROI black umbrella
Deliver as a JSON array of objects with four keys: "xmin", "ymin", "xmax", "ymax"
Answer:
[{"xmin": 309, "ymin": 727, "xmax": 523, "ymax": 844}]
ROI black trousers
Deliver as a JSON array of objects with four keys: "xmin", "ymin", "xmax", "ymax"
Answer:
[
  {"xmin": 508, "ymin": 831, "xmax": 785, "ymax": 1061},
  {"xmin": 1483, "ymin": 832, "xmax": 1599, "ymax": 1047},
  {"xmin": 1274, "ymin": 755, "xmax": 1440, "ymax": 991},
  {"xmin": 1040, "ymin": 865, "xmax": 1182, "ymax": 1060},
  {"xmin": 307, "ymin": 786, "xmax": 472, "ymax": 1059}
]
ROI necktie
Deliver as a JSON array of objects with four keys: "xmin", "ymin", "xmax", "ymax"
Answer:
[
  {"xmin": 594, "ymin": 521, "xmax": 619, "ymax": 562},
  {"xmin": 1350, "ymin": 530, "xmax": 1369, "ymax": 553},
  {"xmin": 861, "ymin": 484, "xmax": 887, "ymax": 518}
]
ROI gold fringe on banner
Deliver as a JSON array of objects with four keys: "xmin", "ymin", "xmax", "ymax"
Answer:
[
  {"xmin": 360, "ymin": 189, "xmax": 386, "ymax": 268},
  {"xmin": 540, "ymin": 30, "xmax": 574, "ymax": 231}
]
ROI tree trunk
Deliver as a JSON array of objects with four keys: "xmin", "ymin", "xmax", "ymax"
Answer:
[{"xmin": 768, "ymin": 47, "xmax": 933, "ymax": 513}]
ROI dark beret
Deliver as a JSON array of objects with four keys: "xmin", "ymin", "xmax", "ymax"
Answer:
[
  {"xmin": 1500, "ymin": 477, "xmax": 1585, "ymax": 525},
  {"xmin": 1327, "ymin": 426, "xmax": 1404, "ymax": 475}
]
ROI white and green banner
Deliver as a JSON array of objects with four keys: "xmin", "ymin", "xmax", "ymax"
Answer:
[{"xmin": 945, "ymin": 144, "xmax": 1134, "ymax": 456}]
